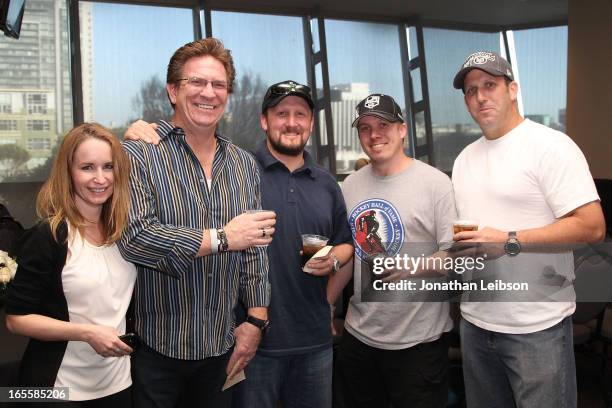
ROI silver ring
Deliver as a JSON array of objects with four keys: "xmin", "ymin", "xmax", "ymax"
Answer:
[
  {"xmin": 115, "ymin": 348, "xmax": 122, "ymax": 354},
  {"xmin": 261, "ymin": 229, "xmax": 266, "ymax": 238}
]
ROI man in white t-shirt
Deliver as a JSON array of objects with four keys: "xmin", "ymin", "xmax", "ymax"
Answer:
[{"xmin": 451, "ymin": 51, "xmax": 606, "ymax": 407}]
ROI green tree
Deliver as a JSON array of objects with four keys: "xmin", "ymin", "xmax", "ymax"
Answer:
[
  {"xmin": 128, "ymin": 72, "xmax": 267, "ymax": 153},
  {"xmin": 218, "ymin": 72, "xmax": 267, "ymax": 153},
  {"xmin": 0, "ymin": 144, "xmax": 30, "ymax": 180},
  {"xmin": 131, "ymin": 75, "xmax": 173, "ymax": 124},
  {"xmin": 5, "ymin": 142, "xmax": 58, "ymax": 182}
]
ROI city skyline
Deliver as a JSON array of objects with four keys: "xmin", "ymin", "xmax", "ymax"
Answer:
[
  {"xmin": 0, "ymin": 1, "xmax": 568, "ymax": 181},
  {"xmin": 90, "ymin": 6, "xmax": 567, "ymax": 129}
]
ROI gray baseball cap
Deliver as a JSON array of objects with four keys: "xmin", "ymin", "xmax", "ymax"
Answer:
[{"xmin": 453, "ymin": 51, "xmax": 514, "ymax": 91}]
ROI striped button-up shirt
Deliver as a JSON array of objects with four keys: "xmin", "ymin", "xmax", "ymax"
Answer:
[{"xmin": 118, "ymin": 120, "xmax": 270, "ymax": 360}]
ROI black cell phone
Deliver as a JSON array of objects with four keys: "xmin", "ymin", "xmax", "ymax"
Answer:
[{"xmin": 119, "ymin": 333, "xmax": 140, "ymax": 350}]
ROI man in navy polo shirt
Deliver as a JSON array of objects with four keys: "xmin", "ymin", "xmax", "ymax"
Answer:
[{"xmin": 232, "ymin": 80, "xmax": 353, "ymax": 408}]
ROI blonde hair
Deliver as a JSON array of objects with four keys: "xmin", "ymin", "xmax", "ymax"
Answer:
[{"xmin": 36, "ymin": 123, "xmax": 130, "ymax": 244}]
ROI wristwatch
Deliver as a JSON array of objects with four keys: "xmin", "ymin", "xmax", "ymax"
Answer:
[
  {"xmin": 504, "ymin": 231, "xmax": 521, "ymax": 256},
  {"xmin": 331, "ymin": 254, "xmax": 340, "ymax": 274},
  {"xmin": 246, "ymin": 315, "xmax": 270, "ymax": 335}
]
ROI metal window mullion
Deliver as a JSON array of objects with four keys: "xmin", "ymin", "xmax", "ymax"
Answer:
[
  {"xmin": 192, "ymin": 3, "xmax": 202, "ymax": 40},
  {"xmin": 69, "ymin": 0, "xmax": 83, "ymax": 125},
  {"xmin": 413, "ymin": 100, "xmax": 425, "ymax": 112},
  {"xmin": 302, "ymin": 16, "xmax": 322, "ymax": 164},
  {"xmin": 203, "ymin": 4, "xmax": 212, "ymax": 38},
  {"xmin": 54, "ymin": 0, "xmax": 62, "ymax": 132},
  {"xmin": 502, "ymin": 29, "xmax": 524, "ymax": 116},
  {"xmin": 414, "ymin": 144, "xmax": 429, "ymax": 158},
  {"xmin": 316, "ymin": 17, "xmax": 335, "ymax": 174},
  {"xmin": 415, "ymin": 24, "xmax": 434, "ymax": 165},
  {"xmin": 398, "ymin": 23, "xmax": 415, "ymax": 158},
  {"xmin": 302, "ymin": 15, "xmax": 335, "ymax": 174},
  {"xmin": 501, "ymin": 30, "xmax": 511, "ymax": 65}
]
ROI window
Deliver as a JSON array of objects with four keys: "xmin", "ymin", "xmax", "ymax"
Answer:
[
  {"xmin": 26, "ymin": 120, "xmax": 50, "ymax": 131},
  {"xmin": 0, "ymin": 120, "xmax": 17, "ymax": 131},
  {"xmin": 325, "ymin": 19, "xmax": 405, "ymax": 173},
  {"xmin": 512, "ymin": 26, "xmax": 567, "ymax": 131},
  {"xmin": 27, "ymin": 93, "xmax": 48, "ymax": 114},
  {"xmin": 211, "ymin": 11, "xmax": 307, "ymax": 153},
  {"xmin": 0, "ymin": 93, "xmax": 11, "ymax": 113},
  {"xmin": 80, "ymin": 2, "xmax": 193, "ymax": 134},
  {"xmin": 423, "ymin": 28, "xmax": 500, "ymax": 173},
  {"xmin": 0, "ymin": 0, "xmax": 71, "ymax": 189},
  {"xmin": 27, "ymin": 138, "xmax": 51, "ymax": 150}
]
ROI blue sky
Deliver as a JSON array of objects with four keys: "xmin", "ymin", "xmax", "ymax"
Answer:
[{"xmin": 89, "ymin": 3, "xmax": 567, "ymax": 128}]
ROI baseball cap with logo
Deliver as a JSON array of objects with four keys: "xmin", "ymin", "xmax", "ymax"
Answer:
[
  {"xmin": 453, "ymin": 51, "xmax": 515, "ymax": 91},
  {"xmin": 351, "ymin": 94, "xmax": 404, "ymax": 128}
]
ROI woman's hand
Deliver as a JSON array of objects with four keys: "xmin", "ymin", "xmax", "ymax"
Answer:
[{"xmin": 82, "ymin": 324, "xmax": 133, "ymax": 357}]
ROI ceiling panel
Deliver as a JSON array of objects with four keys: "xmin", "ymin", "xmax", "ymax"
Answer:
[{"xmin": 97, "ymin": 0, "xmax": 567, "ymax": 29}]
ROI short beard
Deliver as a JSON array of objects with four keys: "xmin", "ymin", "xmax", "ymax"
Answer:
[{"xmin": 268, "ymin": 135, "xmax": 306, "ymax": 157}]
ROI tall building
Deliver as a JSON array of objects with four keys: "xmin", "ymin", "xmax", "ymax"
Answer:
[
  {"xmin": 324, "ymin": 83, "xmax": 371, "ymax": 172},
  {"xmin": 0, "ymin": 0, "xmax": 92, "ymax": 178}
]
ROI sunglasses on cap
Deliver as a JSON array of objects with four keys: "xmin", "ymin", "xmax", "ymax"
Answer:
[
  {"xmin": 262, "ymin": 81, "xmax": 314, "ymax": 113},
  {"xmin": 266, "ymin": 81, "xmax": 311, "ymax": 98}
]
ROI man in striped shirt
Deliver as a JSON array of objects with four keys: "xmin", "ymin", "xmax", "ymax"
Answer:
[
  {"xmin": 118, "ymin": 38, "xmax": 276, "ymax": 408},
  {"xmin": 125, "ymin": 80, "xmax": 354, "ymax": 407}
]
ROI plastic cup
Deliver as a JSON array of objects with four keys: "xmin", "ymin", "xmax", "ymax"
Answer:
[
  {"xmin": 301, "ymin": 234, "xmax": 329, "ymax": 266},
  {"xmin": 453, "ymin": 220, "xmax": 479, "ymax": 235}
]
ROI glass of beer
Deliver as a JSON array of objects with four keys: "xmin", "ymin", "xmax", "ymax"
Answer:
[
  {"xmin": 301, "ymin": 234, "xmax": 329, "ymax": 266},
  {"xmin": 453, "ymin": 220, "xmax": 479, "ymax": 234}
]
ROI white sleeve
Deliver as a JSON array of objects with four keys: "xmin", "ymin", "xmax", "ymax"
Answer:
[{"xmin": 536, "ymin": 134, "xmax": 600, "ymax": 218}]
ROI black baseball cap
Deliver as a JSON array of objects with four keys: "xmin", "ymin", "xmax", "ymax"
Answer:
[
  {"xmin": 453, "ymin": 51, "xmax": 515, "ymax": 91},
  {"xmin": 351, "ymin": 94, "xmax": 404, "ymax": 127},
  {"xmin": 261, "ymin": 80, "xmax": 314, "ymax": 113}
]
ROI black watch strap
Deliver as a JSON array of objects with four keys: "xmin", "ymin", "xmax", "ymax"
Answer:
[
  {"xmin": 504, "ymin": 231, "xmax": 521, "ymax": 256},
  {"xmin": 246, "ymin": 315, "xmax": 270, "ymax": 335}
]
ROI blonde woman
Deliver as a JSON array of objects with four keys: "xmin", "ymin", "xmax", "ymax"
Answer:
[{"xmin": 6, "ymin": 123, "xmax": 136, "ymax": 407}]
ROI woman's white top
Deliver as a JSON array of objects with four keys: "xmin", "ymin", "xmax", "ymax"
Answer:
[{"xmin": 54, "ymin": 226, "xmax": 137, "ymax": 400}]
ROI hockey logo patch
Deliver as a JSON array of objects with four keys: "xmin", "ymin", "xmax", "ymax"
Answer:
[
  {"xmin": 348, "ymin": 199, "xmax": 404, "ymax": 261},
  {"xmin": 364, "ymin": 95, "xmax": 380, "ymax": 109}
]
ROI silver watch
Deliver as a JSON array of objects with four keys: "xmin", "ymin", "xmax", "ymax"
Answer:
[{"xmin": 331, "ymin": 254, "xmax": 340, "ymax": 273}]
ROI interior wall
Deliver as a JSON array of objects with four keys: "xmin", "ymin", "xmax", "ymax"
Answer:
[{"xmin": 566, "ymin": 0, "xmax": 612, "ymax": 180}]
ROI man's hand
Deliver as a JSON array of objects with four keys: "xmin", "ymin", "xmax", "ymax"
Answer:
[
  {"xmin": 226, "ymin": 322, "xmax": 262, "ymax": 379},
  {"xmin": 453, "ymin": 226, "xmax": 506, "ymax": 243},
  {"xmin": 225, "ymin": 211, "xmax": 276, "ymax": 251},
  {"xmin": 124, "ymin": 120, "xmax": 160, "ymax": 145},
  {"xmin": 452, "ymin": 226, "xmax": 505, "ymax": 260},
  {"xmin": 304, "ymin": 253, "xmax": 335, "ymax": 276}
]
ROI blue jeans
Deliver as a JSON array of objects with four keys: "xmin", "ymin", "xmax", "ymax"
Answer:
[
  {"xmin": 232, "ymin": 347, "xmax": 332, "ymax": 408},
  {"xmin": 461, "ymin": 316, "xmax": 576, "ymax": 408}
]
